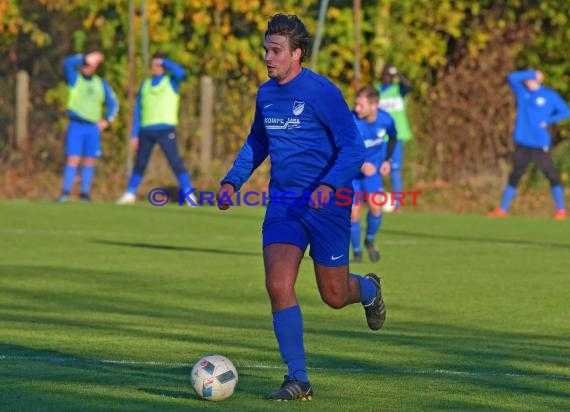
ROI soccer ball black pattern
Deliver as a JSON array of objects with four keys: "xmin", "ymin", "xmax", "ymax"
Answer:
[{"xmin": 190, "ymin": 354, "xmax": 238, "ymax": 401}]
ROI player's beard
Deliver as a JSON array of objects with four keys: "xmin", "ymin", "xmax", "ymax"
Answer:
[{"xmin": 267, "ymin": 62, "xmax": 295, "ymax": 83}]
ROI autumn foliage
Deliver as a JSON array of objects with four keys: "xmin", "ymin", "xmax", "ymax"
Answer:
[{"xmin": 0, "ymin": 0, "xmax": 568, "ymax": 208}]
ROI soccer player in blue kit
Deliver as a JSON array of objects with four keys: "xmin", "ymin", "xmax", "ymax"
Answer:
[
  {"xmin": 57, "ymin": 51, "xmax": 118, "ymax": 202},
  {"xmin": 351, "ymin": 85, "xmax": 397, "ymax": 263},
  {"xmin": 488, "ymin": 70, "xmax": 570, "ymax": 219},
  {"xmin": 216, "ymin": 14, "xmax": 387, "ymax": 401}
]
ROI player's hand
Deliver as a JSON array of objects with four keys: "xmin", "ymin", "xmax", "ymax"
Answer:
[
  {"xmin": 85, "ymin": 51, "xmax": 104, "ymax": 67},
  {"xmin": 216, "ymin": 183, "xmax": 235, "ymax": 210},
  {"xmin": 361, "ymin": 162, "xmax": 376, "ymax": 177},
  {"xmin": 130, "ymin": 137, "xmax": 139, "ymax": 151},
  {"xmin": 310, "ymin": 184, "xmax": 333, "ymax": 209},
  {"xmin": 380, "ymin": 161, "xmax": 391, "ymax": 176},
  {"xmin": 97, "ymin": 119, "xmax": 109, "ymax": 131}
]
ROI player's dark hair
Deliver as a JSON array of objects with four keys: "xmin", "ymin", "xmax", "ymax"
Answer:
[
  {"xmin": 265, "ymin": 14, "xmax": 311, "ymax": 62},
  {"xmin": 151, "ymin": 52, "xmax": 167, "ymax": 60},
  {"xmin": 381, "ymin": 65, "xmax": 393, "ymax": 76},
  {"xmin": 356, "ymin": 85, "xmax": 380, "ymax": 103}
]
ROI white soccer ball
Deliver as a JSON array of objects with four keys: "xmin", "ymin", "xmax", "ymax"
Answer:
[
  {"xmin": 382, "ymin": 192, "xmax": 396, "ymax": 213},
  {"xmin": 190, "ymin": 354, "xmax": 238, "ymax": 401}
]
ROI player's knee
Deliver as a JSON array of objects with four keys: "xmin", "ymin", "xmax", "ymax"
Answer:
[
  {"xmin": 66, "ymin": 156, "xmax": 80, "ymax": 167},
  {"xmin": 83, "ymin": 158, "xmax": 96, "ymax": 167},
  {"xmin": 265, "ymin": 278, "xmax": 293, "ymax": 301},
  {"xmin": 320, "ymin": 290, "xmax": 347, "ymax": 309}
]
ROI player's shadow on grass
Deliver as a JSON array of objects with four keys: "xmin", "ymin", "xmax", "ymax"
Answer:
[
  {"xmin": 382, "ymin": 229, "xmax": 570, "ymax": 249},
  {"xmin": 307, "ymin": 320, "xmax": 570, "ymax": 404},
  {"xmin": 0, "ymin": 343, "xmax": 208, "ymax": 410},
  {"xmin": 0, "ymin": 343, "xmax": 291, "ymax": 410},
  {"xmin": 94, "ymin": 239, "xmax": 260, "ymax": 256}
]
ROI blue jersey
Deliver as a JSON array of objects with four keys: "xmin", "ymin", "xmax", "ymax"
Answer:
[
  {"xmin": 508, "ymin": 70, "xmax": 570, "ymax": 149},
  {"xmin": 63, "ymin": 54, "xmax": 118, "ymax": 123},
  {"xmin": 222, "ymin": 68, "xmax": 365, "ymax": 199},
  {"xmin": 353, "ymin": 109, "xmax": 397, "ymax": 169},
  {"xmin": 131, "ymin": 58, "xmax": 187, "ymax": 136}
]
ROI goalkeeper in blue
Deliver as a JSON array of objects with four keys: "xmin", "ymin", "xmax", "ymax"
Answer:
[
  {"xmin": 488, "ymin": 70, "xmax": 570, "ymax": 220},
  {"xmin": 351, "ymin": 85, "xmax": 397, "ymax": 263},
  {"xmin": 216, "ymin": 14, "xmax": 387, "ymax": 401}
]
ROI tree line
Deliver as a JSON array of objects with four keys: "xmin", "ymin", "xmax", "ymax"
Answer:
[{"xmin": 1, "ymin": 0, "xmax": 568, "ymax": 192}]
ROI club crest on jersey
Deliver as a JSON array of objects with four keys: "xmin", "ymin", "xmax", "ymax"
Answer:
[
  {"xmin": 536, "ymin": 97, "xmax": 546, "ymax": 106},
  {"xmin": 293, "ymin": 101, "xmax": 305, "ymax": 116}
]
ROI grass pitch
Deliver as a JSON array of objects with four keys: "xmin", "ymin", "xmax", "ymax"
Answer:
[{"xmin": 0, "ymin": 200, "xmax": 569, "ymax": 411}]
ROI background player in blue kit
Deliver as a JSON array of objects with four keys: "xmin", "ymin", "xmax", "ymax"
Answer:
[
  {"xmin": 216, "ymin": 14, "xmax": 387, "ymax": 401},
  {"xmin": 117, "ymin": 53, "xmax": 195, "ymax": 205},
  {"xmin": 57, "ymin": 51, "xmax": 118, "ymax": 202},
  {"xmin": 352, "ymin": 85, "xmax": 397, "ymax": 263},
  {"xmin": 488, "ymin": 70, "xmax": 570, "ymax": 220},
  {"xmin": 378, "ymin": 65, "xmax": 413, "ymax": 212}
]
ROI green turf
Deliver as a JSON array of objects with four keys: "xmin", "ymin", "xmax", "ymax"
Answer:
[{"xmin": 0, "ymin": 200, "xmax": 569, "ymax": 411}]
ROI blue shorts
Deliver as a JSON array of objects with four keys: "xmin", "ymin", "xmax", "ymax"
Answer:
[
  {"xmin": 390, "ymin": 140, "xmax": 403, "ymax": 171},
  {"xmin": 353, "ymin": 174, "xmax": 384, "ymax": 204},
  {"xmin": 66, "ymin": 120, "xmax": 101, "ymax": 157},
  {"xmin": 262, "ymin": 201, "xmax": 351, "ymax": 267}
]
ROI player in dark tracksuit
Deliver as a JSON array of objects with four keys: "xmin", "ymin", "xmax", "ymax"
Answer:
[
  {"xmin": 116, "ymin": 54, "xmax": 194, "ymax": 205},
  {"xmin": 488, "ymin": 70, "xmax": 570, "ymax": 219}
]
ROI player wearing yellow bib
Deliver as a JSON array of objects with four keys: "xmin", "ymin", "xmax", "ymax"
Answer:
[
  {"xmin": 117, "ymin": 53, "xmax": 195, "ymax": 205},
  {"xmin": 377, "ymin": 65, "xmax": 413, "ymax": 212},
  {"xmin": 58, "ymin": 52, "xmax": 118, "ymax": 202}
]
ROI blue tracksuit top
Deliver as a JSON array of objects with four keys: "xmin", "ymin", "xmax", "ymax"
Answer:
[
  {"xmin": 508, "ymin": 70, "xmax": 570, "ymax": 149},
  {"xmin": 353, "ymin": 109, "xmax": 397, "ymax": 168},
  {"xmin": 222, "ymin": 68, "xmax": 365, "ymax": 198}
]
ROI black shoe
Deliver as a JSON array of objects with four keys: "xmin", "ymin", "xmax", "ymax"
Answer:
[
  {"xmin": 80, "ymin": 193, "xmax": 92, "ymax": 202},
  {"xmin": 353, "ymin": 252, "xmax": 363, "ymax": 263},
  {"xmin": 364, "ymin": 240, "xmax": 380, "ymax": 262},
  {"xmin": 267, "ymin": 375, "xmax": 314, "ymax": 401},
  {"xmin": 363, "ymin": 273, "xmax": 386, "ymax": 330}
]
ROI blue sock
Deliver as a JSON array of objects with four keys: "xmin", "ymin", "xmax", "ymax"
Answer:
[
  {"xmin": 177, "ymin": 172, "xmax": 192, "ymax": 193},
  {"xmin": 551, "ymin": 185, "xmax": 565, "ymax": 210},
  {"xmin": 391, "ymin": 169, "xmax": 403, "ymax": 208},
  {"xmin": 351, "ymin": 220, "xmax": 361, "ymax": 253},
  {"xmin": 80, "ymin": 166, "xmax": 95, "ymax": 195},
  {"xmin": 500, "ymin": 185, "xmax": 517, "ymax": 212},
  {"xmin": 351, "ymin": 274, "xmax": 377, "ymax": 306},
  {"xmin": 273, "ymin": 305, "xmax": 308, "ymax": 383},
  {"xmin": 365, "ymin": 212, "xmax": 382, "ymax": 242},
  {"xmin": 62, "ymin": 165, "xmax": 77, "ymax": 193},
  {"xmin": 127, "ymin": 173, "xmax": 144, "ymax": 194}
]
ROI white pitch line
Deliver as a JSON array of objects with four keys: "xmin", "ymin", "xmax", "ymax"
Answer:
[{"xmin": 1, "ymin": 354, "xmax": 569, "ymax": 381}]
